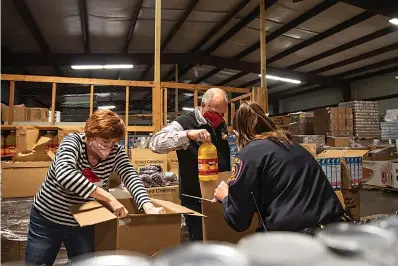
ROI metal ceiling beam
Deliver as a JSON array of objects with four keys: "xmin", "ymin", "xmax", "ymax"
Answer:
[
  {"xmin": 334, "ymin": 57, "xmax": 398, "ymax": 78},
  {"xmin": 191, "ymin": 68, "xmax": 222, "ymax": 84},
  {"xmin": 2, "ymin": 52, "xmax": 348, "ymax": 88},
  {"xmin": 181, "ymin": 1, "xmax": 279, "ymax": 84},
  {"xmin": 141, "ymin": 0, "xmax": 198, "ymax": 81},
  {"xmin": 311, "ymin": 42, "xmax": 398, "ymax": 75},
  {"xmin": 347, "ymin": 65, "xmax": 398, "ymax": 82},
  {"xmin": 343, "ymin": 0, "xmax": 398, "ymax": 18},
  {"xmin": 12, "ymin": 0, "xmax": 62, "ymax": 76},
  {"xmin": 288, "ymin": 26, "xmax": 398, "ymax": 70},
  {"xmin": 164, "ymin": 0, "xmax": 252, "ymax": 81},
  {"xmin": 239, "ymin": 78, "xmax": 260, "ymax": 88},
  {"xmin": 268, "ymin": 11, "xmax": 374, "ymax": 64},
  {"xmin": 118, "ymin": 0, "xmax": 143, "ymax": 80},
  {"xmin": 216, "ymin": 71, "xmax": 247, "ymax": 86},
  {"xmin": 235, "ymin": 0, "xmax": 339, "ymax": 60},
  {"xmin": 270, "ymin": 85, "xmax": 324, "ymax": 101}
]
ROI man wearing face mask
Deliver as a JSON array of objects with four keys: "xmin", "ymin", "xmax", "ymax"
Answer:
[
  {"xmin": 149, "ymin": 88, "xmax": 230, "ymax": 241},
  {"xmin": 25, "ymin": 110, "xmax": 165, "ymax": 266}
]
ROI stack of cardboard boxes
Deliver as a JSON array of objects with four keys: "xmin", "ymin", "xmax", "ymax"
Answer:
[
  {"xmin": 289, "ymin": 112, "xmax": 314, "ymax": 135},
  {"xmin": 339, "ymin": 101, "xmax": 380, "ymax": 139},
  {"xmin": 1, "ymin": 105, "xmax": 50, "ymax": 122},
  {"xmin": 270, "ymin": 115, "xmax": 291, "ymax": 131},
  {"xmin": 314, "ymin": 107, "xmax": 354, "ymax": 138}
]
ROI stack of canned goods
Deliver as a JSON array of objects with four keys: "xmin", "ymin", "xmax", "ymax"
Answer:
[{"xmin": 13, "ymin": 215, "xmax": 396, "ymax": 266}]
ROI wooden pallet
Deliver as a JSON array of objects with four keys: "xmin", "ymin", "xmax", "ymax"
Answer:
[{"xmin": 362, "ymin": 184, "xmax": 398, "ymax": 193}]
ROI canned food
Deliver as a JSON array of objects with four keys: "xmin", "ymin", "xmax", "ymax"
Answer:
[
  {"xmin": 152, "ymin": 242, "xmax": 250, "ymax": 266},
  {"xmin": 67, "ymin": 251, "xmax": 151, "ymax": 266}
]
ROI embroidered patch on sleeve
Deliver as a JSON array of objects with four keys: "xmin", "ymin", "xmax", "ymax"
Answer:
[{"xmin": 228, "ymin": 157, "xmax": 244, "ymax": 185}]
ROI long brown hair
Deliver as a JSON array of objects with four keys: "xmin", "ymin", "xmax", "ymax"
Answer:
[{"xmin": 233, "ymin": 101, "xmax": 292, "ymax": 149}]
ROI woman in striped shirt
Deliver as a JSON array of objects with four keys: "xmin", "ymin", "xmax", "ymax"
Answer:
[{"xmin": 25, "ymin": 110, "xmax": 164, "ymax": 266}]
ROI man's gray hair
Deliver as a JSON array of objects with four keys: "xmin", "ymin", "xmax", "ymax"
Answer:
[{"xmin": 201, "ymin": 88, "xmax": 228, "ymax": 105}]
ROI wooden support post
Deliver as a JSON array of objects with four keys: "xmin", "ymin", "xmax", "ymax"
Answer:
[
  {"xmin": 175, "ymin": 64, "xmax": 178, "ymax": 119},
  {"xmin": 231, "ymin": 102, "xmax": 236, "ymax": 129},
  {"xmin": 153, "ymin": 0, "xmax": 162, "ymax": 131},
  {"xmin": 89, "ymin": 84, "xmax": 94, "ymax": 115},
  {"xmin": 125, "ymin": 86, "xmax": 130, "ymax": 151},
  {"xmin": 224, "ymin": 104, "xmax": 229, "ymax": 127},
  {"xmin": 163, "ymin": 88, "xmax": 168, "ymax": 126},
  {"xmin": 7, "ymin": 81, "xmax": 15, "ymax": 125},
  {"xmin": 194, "ymin": 89, "xmax": 198, "ymax": 108},
  {"xmin": 51, "ymin": 83, "xmax": 56, "ymax": 125},
  {"xmin": 260, "ymin": 0, "xmax": 268, "ymax": 113}
]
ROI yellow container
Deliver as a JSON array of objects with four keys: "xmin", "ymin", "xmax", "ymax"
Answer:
[{"xmin": 198, "ymin": 142, "xmax": 218, "ymax": 181}]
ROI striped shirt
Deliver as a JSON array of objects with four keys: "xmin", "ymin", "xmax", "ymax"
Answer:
[{"xmin": 33, "ymin": 133, "xmax": 150, "ymax": 226}]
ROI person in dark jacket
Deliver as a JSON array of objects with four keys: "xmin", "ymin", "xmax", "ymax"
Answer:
[
  {"xmin": 214, "ymin": 101, "xmax": 344, "ymax": 235},
  {"xmin": 149, "ymin": 88, "xmax": 231, "ymax": 241}
]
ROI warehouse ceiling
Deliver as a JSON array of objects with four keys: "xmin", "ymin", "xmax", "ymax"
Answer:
[{"xmin": 2, "ymin": 0, "xmax": 398, "ymax": 104}]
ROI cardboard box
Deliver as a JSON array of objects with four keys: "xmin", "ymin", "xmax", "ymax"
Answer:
[
  {"xmin": 167, "ymin": 151, "xmax": 179, "ymax": 175},
  {"xmin": 16, "ymin": 127, "xmax": 40, "ymax": 153},
  {"xmin": 1, "ymin": 105, "xmax": 27, "ymax": 122},
  {"xmin": 300, "ymin": 143, "xmax": 316, "ymax": 157},
  {"xmin": 271, "ymin": 115, "xmax": 291, "ymax": 130},
  {"xmin": 317, "ymin": 149, "xmax": 369, "ymax": 189},
  {"xmin": 146, "ymin": 185, "xmax": 180, "ymax": 205},
  {"xmin": 199, "ymin": 172, "xmax": 257, "ymax": 243},
  {"xmin": 391, "ymin": 162, "xmax": 398, "ymax": 189},
  {"xmin": 27, "ymin": 108, "xmax": 49, "ymax": 122},
  {"xmin": 130, "ymin": 148, "xmax": 168, "ymax": 171},
  {"xmin": 363, "ymin": 161, "xmax": 391, "ymax": 187},
  {"xmin": 327, "ymin": 137, "xmax": 350, "ymax": 147},
  {"xmin": 1, "ymin": 161, "xmax": 50, "ymax": 198},
  {"xmin": 339, "ymin": 108, "xmax": 346, "ymax": 119},
  {"xmin": 70, "ymin": 193, "xmax": 201, "ymax": 256}
]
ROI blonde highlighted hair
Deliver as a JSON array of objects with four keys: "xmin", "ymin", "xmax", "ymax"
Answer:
[
  {"xmin": 233, "ymin": 101, "xmax": 292, "ymax": 149},
  {"xmin": 85, "ymin": 109, "xmax": 125, "ymax": 140}
]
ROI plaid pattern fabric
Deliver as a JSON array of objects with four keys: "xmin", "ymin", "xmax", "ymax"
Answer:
[{"xmin": 149, "ymin": 121, "xmax": 190, "ymax": 153}]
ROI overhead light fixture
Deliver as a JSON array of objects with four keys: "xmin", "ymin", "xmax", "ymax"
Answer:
[
  {"xmin": 182, "ymin": 107, "xmax": 195, "ymax": 111},
  {"xmin": 258, "ymin": 74, "xmax": 301, "ymax": 84},
  {"xmin": 98, "ymin": 105, "xmax": 116, "ymax": 110},
  {"xmin": 71, "ymin": 64, "xmax": 134, "ymax": 70},
  {"xmin": 389, "ymin": 18, "xmax": 398, "ymax": 26}
]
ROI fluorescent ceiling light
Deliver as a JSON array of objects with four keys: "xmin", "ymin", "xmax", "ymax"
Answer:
[
  {"xmin": 258, "ymin": 74, "xmax": 301, "ymax": 84},
  {"xmin": 182, "ymin": 107, "xmax": 195, "ymax": 111},
  {"xmin": 71, "ymin": 64, "xmax": 133, "ymax": 70},
  {"xmin": 98, "ymin": 105, "xmax": 116, "ymax": 110},
  {"xmin": 389, "ymin": 18, "xmax": 398, "ymax": 26}
]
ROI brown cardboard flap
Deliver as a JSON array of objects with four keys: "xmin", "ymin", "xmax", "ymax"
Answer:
[
  {"xmin": 69, "ymin": 201, "xmax": 117, "ymax": 227},
  {"xmin": 12, "ymin": 136, "xmax": 55, "ymax": 162},
  {"xmin": 33, "ymin": 136, "xmax": 52, "ymax": 150},
  {"xmin": 317, "ymin": 149, "xmax": 369, "ymax": 158},
  {"xmin": 1, "ymin": 161, "xmax": 51, "ymax": 168},
  {"xmin": 200, "ymin": 171, "xmax": 231, "ymax": 200},
  {"xmin": 151, "ymin": 198, "xmax": 205, "ymax": 217}
]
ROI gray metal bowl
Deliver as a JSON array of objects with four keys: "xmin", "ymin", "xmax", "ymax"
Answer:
[{"xmin": 67, "ymin": 251, "xmax": 151, "ymax": 266}]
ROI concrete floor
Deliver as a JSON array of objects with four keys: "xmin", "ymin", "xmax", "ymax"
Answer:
[{"xmin": 360, "ymin": 189, "xmax": 398, "ymax": 216}]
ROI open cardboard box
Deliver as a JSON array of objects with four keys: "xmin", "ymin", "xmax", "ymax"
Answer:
[
  {"xmin": 199, "ymin": 171, "xmax": 257, "ymax": 243},
  {"xmin": 70, "ymin": 189, "xmax": 202, "ymax": 256},
  {"xmin": 130, "ymin": 148, "xmax": 168, "ymax": 171},
  {"xmin": 317, "ymin": 149, "xmax": 369, "ymax": 189},
  {"xmin": 1, "ymin": 136, "xmax": 54, "ymax": 198}
]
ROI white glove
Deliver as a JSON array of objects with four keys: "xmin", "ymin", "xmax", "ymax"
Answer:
[{"xmin": 143, "ymin": 202, "xmax": 166, "ymax": 214}]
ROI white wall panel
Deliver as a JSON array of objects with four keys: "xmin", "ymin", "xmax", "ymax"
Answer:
[
  {"xmin": 351, "ymin": 71, "xmax": 398, "ymax": 100},
  {"xmin": 279, "ymin": 87, "xmax": 343, "ymax": 113}
]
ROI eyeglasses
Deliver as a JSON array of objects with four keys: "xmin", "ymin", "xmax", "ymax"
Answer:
[{"xmin": 94, "ymin": 138, "xmax": 116, "ymax": 150}]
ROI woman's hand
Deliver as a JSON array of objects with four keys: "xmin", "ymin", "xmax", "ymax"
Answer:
[
  {"xmin": 214, "ymin": 181, "xmax": 229, "ymax": 201},
  {"xmin": 143, "ymin": 202, "xmax": 166, "ymax": 214},
  {"xmin": 109, "ymin": 199, "xmax": 129, "ymax": 218}
]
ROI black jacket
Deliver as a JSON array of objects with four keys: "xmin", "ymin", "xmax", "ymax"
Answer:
[
  {"xmin": 175, "ymin": 112, "xmax": 230, "ymax": 204},
  {"xmin": 223, "ymin": 139, "xmax": 344, "ymax": 232}
]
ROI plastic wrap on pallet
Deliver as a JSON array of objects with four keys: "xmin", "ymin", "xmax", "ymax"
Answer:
[
  {"xmin": 1, "ymin": 198, "xmax": 33, "ymax": 241},
  {"xmin": 381, "ymin": 121, "xmax": 398, "ymax": 141},
  {"xmin": 339, "ymin": 101, "xmax": 380, "ymax": 139},
  {"xmin": 292, "ymin": 135, "xmax": 325, "ymax": 151},
  {"xmin": 289, "ymin": 112, "xmax": 314, "ymax": 135}
]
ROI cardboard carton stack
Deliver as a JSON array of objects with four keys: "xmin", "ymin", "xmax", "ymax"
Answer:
[
  {"xmin": 339, "ymin": 101, "xmax": 379, "ymax": 139},
  {"xmin": 270, "ymin": 115, "xmax": 291, "ymax": 131},
  {"xmin": 289, "ymin": 112, "xmax": 314, "ymax": 135},
  {"xmin": 1, "ymin": 104, "xmax": 27, "ymax": 122},
  {"xmin": 293, "ymin": 135, "xmax": 325, "ymax": 153},
  {"xmin": 314, "ymin": 107, "xmax": 353, "ymax": 137}
]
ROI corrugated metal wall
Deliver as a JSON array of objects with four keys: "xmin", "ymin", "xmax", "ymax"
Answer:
[
  {"xmin": 351, "ymin": 71, "xmax": 398, "ymax": 114},
  {"xmin": 279, "ymin": 87, "xmax": 343, "ymax": 113}
]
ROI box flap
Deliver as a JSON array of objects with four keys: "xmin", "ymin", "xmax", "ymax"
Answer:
[
  {"xmin": 69, "ymin": 201, "xmax": 117, "ymax": 226},
  {"xmin": 12, "ymin": 136, "xmax": 54, "ymax": 162},
  {"xmin": 317, "ymin": 149, "xmax": 368, "ymax": 158},
  {"xmin": 200, "ymin": 171, "xmax": 231, "ymax": 200},
  {"xmin": 1, "ymin": 161, "xmax": 51, "ymax": 168},
  {"xmin": 150, "ymin": 198, "xmax": 205, "ymax": 217},
  {"xmin": 32, "ymin": 136, "xmax": 52, "ymax": 150}
]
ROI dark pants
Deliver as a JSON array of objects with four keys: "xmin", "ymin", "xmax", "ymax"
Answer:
[
  {"xmin": 25, "ymin": 207, "xmax": 94, "ymax": 266},
  {"xmin": 182, "ymin": 201, "xmax": 203, "ymax": 241}
]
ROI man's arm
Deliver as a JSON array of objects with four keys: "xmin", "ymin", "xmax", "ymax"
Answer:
[{"xmin": 149, "ymin": 121, "xmax": 190, "ymax": 154}]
